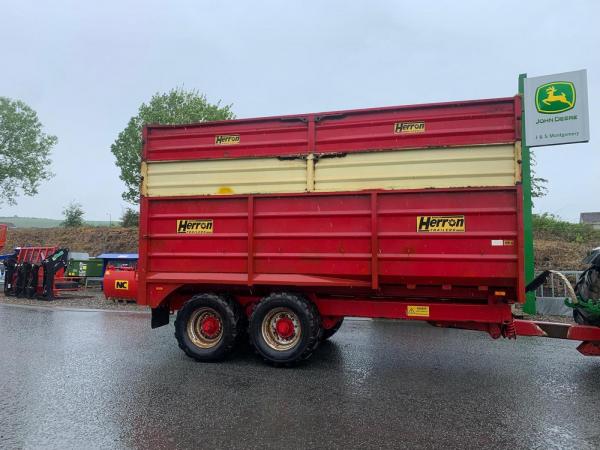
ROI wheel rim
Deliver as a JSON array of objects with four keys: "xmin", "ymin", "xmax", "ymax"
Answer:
[
  {"xmin": 187, "ymin": 307, "xmax": 223, "ymax": 349},
  {"xmin": 261, "ymin": 307, "xmax": 302, "ymax": 351}
]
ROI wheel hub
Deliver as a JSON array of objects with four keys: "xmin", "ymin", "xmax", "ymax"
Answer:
[
  {"xmin": 275, "ymin": 317, "xmax": 295, "ymax": 339},
  {"xmin": 201, "ymin": 316, "xmax": 221, "ymax": 338}
]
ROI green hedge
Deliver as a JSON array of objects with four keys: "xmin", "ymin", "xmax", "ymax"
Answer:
[{"xmin": 533, "ymin": 213, "xmax": 600, "ymax": 244}]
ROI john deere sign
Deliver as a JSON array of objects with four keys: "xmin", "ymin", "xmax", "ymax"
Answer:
[{"xmin": 524, "ymin": 70, "xmax": 589, "ymax": 146}]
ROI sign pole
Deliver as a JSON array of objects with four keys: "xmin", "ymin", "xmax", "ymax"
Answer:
[{"xmin": 519, "ymin": 73, "xmax": 536, "ymax": 314}]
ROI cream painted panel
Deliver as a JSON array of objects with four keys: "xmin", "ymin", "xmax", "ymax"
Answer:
[
  {"xmin": 314, "ymin": 145, "xmax": 517, "ymax": 191},
  {"xmin": 144, "ymin": 144, "xmax": 518, "ymax": 197},
  {"xmin": 146, "ymin": 157, "xmax": 307, "ymax": 197}
]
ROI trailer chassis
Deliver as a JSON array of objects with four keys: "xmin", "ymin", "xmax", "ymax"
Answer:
[{"xmin": 149, "ymin": 286, "xmax": 600, "ymax": 364}]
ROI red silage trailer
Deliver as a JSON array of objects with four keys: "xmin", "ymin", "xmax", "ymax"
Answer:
[{"xmin": 138, "ymin": 97, "xmax": 600, "ymax": 365}]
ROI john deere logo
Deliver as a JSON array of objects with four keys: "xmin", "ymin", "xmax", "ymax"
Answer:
[{"xmin": 535, "ymin": 81, "xmax": 575, "ymax": 114}]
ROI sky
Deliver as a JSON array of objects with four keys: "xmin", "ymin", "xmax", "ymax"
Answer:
[{"xmin": 0, "ymin": 0, "xmax": 598, "ymax": 222}]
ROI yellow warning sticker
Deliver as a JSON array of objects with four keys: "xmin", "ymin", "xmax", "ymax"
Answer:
[
  {"xmin": 115, "ymin": 280, "xmax": 129, "ymax": 290},
  {"xmin": 407, "ymin": 305, "xmax": 430, "ymax": 317}
]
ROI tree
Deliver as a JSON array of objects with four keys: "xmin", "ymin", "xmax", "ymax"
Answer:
[
  {"xmin": 0, "ymin": 97, "xmax": 56, "ymax": 205},
  {"xmin": 530, "ymin": 150, "xmax": 548, "ymax": 202},
  {"xmin": 61, "ymin": 201, "xmax": 84, "ymax": 228},
  {"xmin": 111, "ymin": 88, "xmax": 234, "ymax": 203},
  {"xmin": 120, "ymin": 207, "xmax": 139, "ymax": 228}
]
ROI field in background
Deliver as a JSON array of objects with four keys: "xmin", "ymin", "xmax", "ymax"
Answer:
[{"xmin": 0, "ymin": 216, "xmax": 112, "ymax": 228}]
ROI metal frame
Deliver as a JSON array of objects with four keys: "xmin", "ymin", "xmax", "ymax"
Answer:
[
  {"xmin": 534, "ymin": 270, "xmax": 583, "ymax": 299},
  {"xmin": 514, "ymin": 320, "xmax": 600, "ymax": 356},
  {"xmin": 518, "ymin": 74, "xmax": 536, "ymax": 314}
]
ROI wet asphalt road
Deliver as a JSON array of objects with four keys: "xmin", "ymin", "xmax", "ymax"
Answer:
[{"xmin": 1, "ymin": 304, "xmax": 599, "ymax": 450}]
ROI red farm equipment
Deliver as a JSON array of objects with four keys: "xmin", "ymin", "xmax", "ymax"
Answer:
[
  {"xmin": 0, "ymin": 224, "xmax": 6, "ymax": 251},
  {"xmin": 3, "ymin": 246, "xmax": 76, "ymax": 300},
  {"xmin": 103, "ymin": 265, "xmax": 138, "ymax": 302},
  {"xmin": 136, "ymin": 96, "xmax": 600, "ymax": 365}
]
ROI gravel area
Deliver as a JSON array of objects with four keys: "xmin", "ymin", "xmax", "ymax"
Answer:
[{"xmin": 0, "ymin": 290, "xmax": 149, "ymax": 312}]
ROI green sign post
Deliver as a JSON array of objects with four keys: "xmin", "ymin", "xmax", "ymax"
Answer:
[
  {"xmin": 519, "ymin": 70, "xmax": 590, "ymax": 314},
  {"xmin": 519, "ymin": 73, "xmax": 537, "ymax": 314}
]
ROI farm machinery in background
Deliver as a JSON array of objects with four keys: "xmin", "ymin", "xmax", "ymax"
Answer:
[
  {"xmin": 529, "ymin": 247, "xmax": 600, "ymax": 327},
  {"xmin": 3, "ymin": 246, "xmax": 78, "ymax": 300},
  {"xmin": 0, "ymin": 224, "xmax": 6, "ymax": 251},
  {"xmin": 103, "ymin": 264, "xmax": 138, "ymax": 302}
]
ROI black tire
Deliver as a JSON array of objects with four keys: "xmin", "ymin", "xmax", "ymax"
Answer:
[
  {"xmin": 249, "ymin": 292, "xmax": 321, "ymax": 366},
  {"xmin": 3, "ymin": 269, "xmax": 14, "ymax": 296},
  {"xmin": 322, "ymin": 318, "xmax": 344, "ymax": 340},
  {"xmin": 223, "ymin": 293, "xmax": 248, "ymax": 343},
  {"xmin": 15, "ymin": 264, "xmax": 28, "ymax": 298},
  {"xmin": 174, "ymin": 293, "xmax": 241, "ymax": 362},
  {"xmin": 25, "ymin": 265, "xmax": 39, "ymax": 299},
  {"xmin": 573, "ymin": 307, "xmax": 600, "ymax": 327}
]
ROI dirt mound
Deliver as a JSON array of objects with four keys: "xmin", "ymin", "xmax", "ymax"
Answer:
[
  {"xmin": 534, "ymin": 239, "xmax": 590, "ymax": 271},
  {"xmin": 4, "ymin": 227, "xmax": 138, "ymax": 256}
]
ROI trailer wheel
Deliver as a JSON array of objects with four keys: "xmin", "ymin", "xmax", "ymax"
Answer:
[
  {"xmin": 223, "ymin": 293, "xmax": 248, "ymax": 343},
  {"xmin": 249, "ymin": 292, "xmax": 321, "ymax": 366},
  {"xmin": 322, "ymin": 318, "xmax": 344, "ymax": 340},
  {"xmin": 174, "ymin": 293, "xmax": 240, "ymax": 362}
]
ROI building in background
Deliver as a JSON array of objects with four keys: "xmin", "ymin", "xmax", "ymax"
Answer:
[{"xmin": 580, "ymin": 212, "xmax": 600, "ymax": 230}]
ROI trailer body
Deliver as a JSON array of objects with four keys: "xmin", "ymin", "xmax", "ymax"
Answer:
[
  {"xmin": 139, "ymin": 97, "xmax": 524, "ymax": 309},
  {"xmin": 142, "ymin": 187, "xmax": 523, "ymax": 301},
  {"xmin": 136, "ymin": 96, "xmax": 600, "ymax": 363}
]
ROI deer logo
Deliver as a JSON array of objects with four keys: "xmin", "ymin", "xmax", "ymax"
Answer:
[
  {"xmin": 535, "ymin": 81, "xmax": 576, "ymax": 114},
  {"xmin": 542, "ymin": 86, "xmax": 573, "ymax": 108}
]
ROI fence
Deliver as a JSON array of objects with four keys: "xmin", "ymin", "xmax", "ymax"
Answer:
[{"xmin": 534, "ymin": 270, "xmax": 582, "ymax": 316}]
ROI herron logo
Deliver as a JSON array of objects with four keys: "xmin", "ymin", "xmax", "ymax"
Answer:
[
  {"xmin": 394, "ymin": 121, "xmax": 425, "ymax": 133},
  {"xmin": 535, "ymin": 81, "xmax": 576, "ymax": 114},
  {"xmin": 177, "ymin": 219, "xmax": 214, "ymax": 234},
  {"xmin": 215, "ymin": 134, "xmax": 240, "ymax": 145},
  {"xmin": 417, "ymin": 215, "xmax": 465, "ymax": 232},
  {"xmin": 115, "ymin": 280, "xmax": 129, "ymax": 290}
]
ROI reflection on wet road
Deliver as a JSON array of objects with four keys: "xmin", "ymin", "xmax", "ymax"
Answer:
[{"xmin": 1, "ymin": 304, "xmax": 599, "ymax": 449}]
